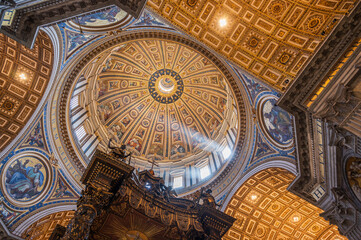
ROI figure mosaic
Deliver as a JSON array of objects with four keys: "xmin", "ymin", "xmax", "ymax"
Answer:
[
  {"xmin": 219, "ymin": 98, "xmax": 227, "ymax": 115},
  {"xmin": 0, "ymin": 203, "xmax": 17, "ymax": 224},
  {"xmin": 170, "ymin": 144, "xmax": 185, "ymax": 156},
  {"xmin": 25, "ymin": 122, "xmax": 44, "ymax": 148},
  {"xmin": 149, "ymin": 144, "xmax": 163, "ymax": 156},
  {"xmin": 243, "ymin": 74, "xmax": 269, "ymax": 102},
  {"xmin": 128, "ymin": 138, "xmax": 142, "ymax": 153},
  {"xmin": 255, "ymin": 137, "xmax": 272, "ymax": 157},
  {"xmin": 53, "ymin": 178, "xmax": 74, "ymax": 198},
  {"xmin": 66, "ymin": 31, "xmax": 95, "ymax": 53},
  {"xmin": 98, "ymin": 104, "xmax": 112, "ymax": 122},
  {"xmin": 5, "ymin": 157, "xmax": 46, "ymax": 201},
  {"xmin": 77, "ymin": 6, "xmax": 127, "ymax": 26},
  {"xmin": 97, "ymin": 81, "xmax": 107, "ymax": 98},
  {"xmin": 210, "ymin": 119, "xmax": 221, "ymax": 136},
  {"xmin": 108, "ymin": 124, "xmax": 123, "ymax": 142},
  {"xmin": 133, "ymin": 11, "xmax": 165, "ymax": 27},
  {"xmin": 262, "ymin": 98, "xmax": 293, "ymax": 145}
]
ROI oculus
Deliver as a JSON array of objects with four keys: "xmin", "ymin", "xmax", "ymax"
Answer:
[{"xmin": 148, "ymin": 69, "xmax": 184, "ymax": 104}]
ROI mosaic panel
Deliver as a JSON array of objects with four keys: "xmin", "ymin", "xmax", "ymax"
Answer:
[
  {"xmin": 21, "ymin": 119, "xmax": 47, "ymax": 150},
  {"xmin": 259, "ymin": 97, "xmax": 293, "ymax": 147},
  {"xmin": 1, "ymin": 154, "xmax": 51, "ymax": 206},
  {"xmin": 67, "ymin": 6, "xmax": 135, "ymax": 32}
]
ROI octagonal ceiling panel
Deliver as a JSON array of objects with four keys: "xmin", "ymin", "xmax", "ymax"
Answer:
[
  {"xmin": 224, "ymin": 168, "xmax": 346, "ymax": 240},
  {"xmin": 147, "ymin": 0, "xmax": 357, "ymax": 91},
  {"xmin": 94, "ymin": 39, "xmax": 238, "ymax": 163}
]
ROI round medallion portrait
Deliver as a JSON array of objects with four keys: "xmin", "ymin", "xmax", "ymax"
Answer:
[
  {"xmin": 1, "ymin": 153, "xmax": 51, "ymax": 206},
  {"xmin": 260, "ymin": 97, "xmax": 293, "ymax": 147}
]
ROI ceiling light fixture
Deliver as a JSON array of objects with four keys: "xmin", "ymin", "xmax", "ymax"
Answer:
[
  {"xmin": 19, "ymin": 73, "xmax": 27, "ymax": 81},
  {"xmin": 250, "ymin": 194, "xmax": 257, "ymax": 200},
  {"xmin": 293, "ymin": 216, "xmax": 300, "ymax": 222},
  {"xmin": 219, "ymin": 18, "xmax": 227, "ymax": 27}
]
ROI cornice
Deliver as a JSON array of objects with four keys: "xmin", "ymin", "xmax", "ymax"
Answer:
[
  {"xmin": 277, "ymin": 3, "xmax": 361, "ymax": 204},
  {"xmin": 279, "ymin": 2, "xmax": 361, "ymax": 111},
  {"xmin": 0, "ymin": 0, "xmax": 146, "ymax": 48}
]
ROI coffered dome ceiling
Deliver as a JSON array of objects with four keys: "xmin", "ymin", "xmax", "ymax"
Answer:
[
  {"xmin": 147, "ymin": 0, "xmax": 357, "ymax": 91},
  {"xmin": 91, "ymin": 39, "xmax": 237, "ymax": 162},
  {"xmin": 0, "ymin": 32, "xmax": 53, "ymax": 152},
  {"xmin": 224, "ymin": 168, "xmax": 346, "ymax": 240},
  {"xmin": 65, "ymin": 32, "xmax": 246, "ymax": 192}
]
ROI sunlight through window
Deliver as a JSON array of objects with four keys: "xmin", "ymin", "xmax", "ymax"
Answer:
[
  {"xmin": 173, "ymin": 176, "xmax": 183, "ymax": 189},
  {"xmin": 200, "ymin": 165, "xmax": 210, "ymax": 179},
  {"xmin": 222, "ymin": 146, "xmax": 232, "ymax": 160}
]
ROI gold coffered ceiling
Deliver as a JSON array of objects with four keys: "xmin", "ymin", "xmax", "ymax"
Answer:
[
  {"xmin": 0, "ymin": 32, "xmax": 53, "ymax": 151},
  {"xmin": 85, "ymin": 38, "xmax": 240, "ymax": 164},
  {"xmin": 147, "ymin": 0, "xmax": 356, "ymax": 91},
  {"xmin": 224, "ymin": 168, "xmax": 345, "ymax": 239},
  {"xmin": 22, "ymin": 211, "xmax": 74, "ymax": 240}
]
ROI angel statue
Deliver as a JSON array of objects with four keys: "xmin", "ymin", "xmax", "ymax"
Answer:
[
  {"xmin": 193, "ymin": 187, "xmax": 220, "ymax": 208},
  {"xmin": 108, "ymin": 139, "xmax": 132, "ymax": 163}
]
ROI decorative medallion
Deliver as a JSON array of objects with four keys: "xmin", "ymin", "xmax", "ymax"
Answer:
[
  {"xmin": 1, "ymin": 153, "xmax": 51, "ymax": 206},
  {"xmin": 305, "ymin": 15, "xmax": 323, "ymax": 32},
  {"xmin": 268, "ymin": 0, "xmax": 287, "ymax": 18},
  {"xmin": 148, "ymin": 69, "xmax": 184, "ymax": 104},
  {"xmin": 259, "ymin": 97, "xmax": 293, "ymax": 147}
]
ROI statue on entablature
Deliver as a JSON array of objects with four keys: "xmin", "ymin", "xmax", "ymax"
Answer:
[
  {"xmin": 108, "ymin": 139, "xmax": 131, "ymax": 162},
  {"xmin": 194, "ymin": 187, "xmax": 220, "ymax": 208}
]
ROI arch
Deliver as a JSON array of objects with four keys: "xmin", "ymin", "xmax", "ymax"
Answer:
[
  {"xmin": 12, "ymin": 204, "xmax": 76, "ymax": 236},
  {"xmin": 221, "ymin": 158, "xmax": 296, "ymax": 211},
  {"xmin": 0, "ymin": 26, "xmax": 60, "ymax": 157},
  {"xmin": 223, "ymin": 167, "xmax": 345, "ymax": 240},
  {"xmin": 21, "ymin": 210, "xmax": 75, "ymax": 239}
]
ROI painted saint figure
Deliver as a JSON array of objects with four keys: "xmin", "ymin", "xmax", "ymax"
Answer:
[
  {"xmin": 263, "ymin": 99, "xmax": 293, "ymax": 145},
  {"xmin": 5, "ymin": 159, "xmax": 44, "ymax": 200}
]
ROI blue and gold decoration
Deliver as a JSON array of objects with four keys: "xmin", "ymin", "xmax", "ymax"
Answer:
[
  {"xmin": 1, "ymin": 153, "xmax": 50, "ymax": 207},
  {"xmin": 148, "ymin": 69, "xmax": 184, "ymax": 104},
  {"xmin": 262, "ymin": 98, "xmax": 293, "ymax": 146}
]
